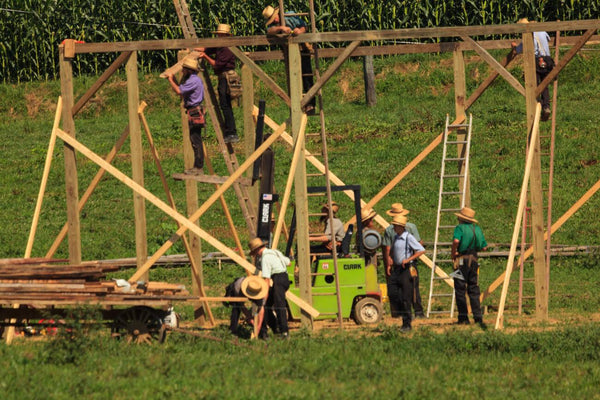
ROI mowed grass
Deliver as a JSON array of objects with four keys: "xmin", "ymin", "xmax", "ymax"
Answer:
[{"xmin": 1, "ymin": 49, "xmax": 600, "ymax": 398}]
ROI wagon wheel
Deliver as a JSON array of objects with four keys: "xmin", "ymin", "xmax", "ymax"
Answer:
[
  {"xmin": 353, "ymin": 297, "xmax": 383, "ymax": 325},
  {"xmin": 111, "ymin": 306, "xmax": 166, "ymax": 344}
]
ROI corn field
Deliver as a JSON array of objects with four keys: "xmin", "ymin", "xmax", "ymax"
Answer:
[{"xmin": 1, "ymin": 0, "xmax": 599, "ymax": 83}]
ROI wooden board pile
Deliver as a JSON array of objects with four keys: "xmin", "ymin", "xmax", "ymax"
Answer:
[{"xmin": 0, "ymin": 258, "xmax": 192, "ymax": 306}]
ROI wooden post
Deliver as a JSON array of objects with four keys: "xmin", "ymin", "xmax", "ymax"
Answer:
[
  {"xmin": 363, "ymin": 55, "xmax": 376, "ymax": 106},
  {"xmin": 289, "ymin": 43, "xmax": 313, "ymax": 329},
  {"xmin": 59, "ymin": 45, "xmax": 81, "ymax": 264},
  {"xmin": 176, "ymin": 51, "xmax": 204, "ymax": 321},
  {"xmin": 242, "ymin": 63, "xmax": 258, "ymax": 214},
  {"xmin": 126, "ymin": 52, "xmax": 148, "ymax": 279},
  {"xmin": 453, "ymin": 48, "xmax": 471, "ymax": 206},
  {"xmin": 523, "ymin": 30, "xmax": 549, "ymax": 320}
]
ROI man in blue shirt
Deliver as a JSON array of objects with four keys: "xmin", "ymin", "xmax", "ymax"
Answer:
[
  {"xmin": 387, "ymin": 215, "xmax": 425, "ymax": 331},
  {"xmin": 249, "ymin": 237, "xmax": 291, "ymax": 339},
  {"xmin": 262, "ymin": 5, "xmax": 316, "ymax": 114},
  {"xmin": 166, "ymin": 58, "xmax": 206, "ymax": 175},
  {"xmin": 451, "ymin": 207, "xmax": 488, "ymax": 328},
  {"xmin": 382, "ymin": 203, "xmax": 425, "ymax": 318}
]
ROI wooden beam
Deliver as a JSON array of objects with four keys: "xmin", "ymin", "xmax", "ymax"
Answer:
[
  {"xmin": 465, "ymin": 49, "xmax": 518, "ymax": 110},
  {"xmin": 301, "ymin": 40, "xmax": 361, "ymax": 108},
  {"xmin": 59, "ymin": 45, "xmax": 81, "ymax": 264},
  {"xmin": 229, "ymin": 46, "xmax": 290, "ymax": 106},
  {"xmin": 70, "ymin": 20, "xmax": 600, "ymax": 54},
  {"xmin": 126, "ymin": 52, "xmax": 148, "ymax": 277},
  {"xmin": 72, "ymin": 52, "xmax": 132, "ymax": 116},
  {"xmin": 461, "ymin": 36, "xmax": 525, "ymax": 97}
]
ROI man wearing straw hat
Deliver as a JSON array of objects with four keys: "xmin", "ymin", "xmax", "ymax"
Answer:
[
  {"xmin": 195, "ymin": 23, "xmax": 240, "ymax": 144},
  {"xmin": 309, "ymin": 202, "xmax": 345, "ymax": 255},
  {"xmin": 360, "ymin": 207, "xmax": 380, "ymax": 266},
  {"xmin": 262, "ymin": 4, "xmax": 316, "ymax": 114},
  {"xmin": 382, "ymin": 203, "xmax": 425, "ymax": 318},
  {"xmin": 387, "ymin": 215, "xmax": 425, "ymax": 332},
  {"xmin": 224, "ymin": 275, "xmax": 268, "ymax": 336},
  {"xmin": 249, "ymin": 237, "xmax": 291, "ymax": 339},
  {"xmin": 165, "ymin": 58, "xmax": 205, "ymax": 175},
  {"xmin": 451, "ymin": 207, "xmax": 488, "ymax": 327}
]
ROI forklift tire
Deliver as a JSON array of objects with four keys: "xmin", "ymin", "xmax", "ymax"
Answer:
[{"xmin": 353, "ymin": 297, "xmax": 383, "ymax": 325}]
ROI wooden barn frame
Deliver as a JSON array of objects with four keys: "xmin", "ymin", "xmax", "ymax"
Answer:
[{"xmin": 23, "ymin": 17, "xmax": 600, "ymax": 334}]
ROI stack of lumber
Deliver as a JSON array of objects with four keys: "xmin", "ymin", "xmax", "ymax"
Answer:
[{"xmin": 0, "ymin": 258, "xmax": 192, "ymax": 306}]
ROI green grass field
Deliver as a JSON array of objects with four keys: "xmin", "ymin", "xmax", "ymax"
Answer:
[{"xmin": 1, "ymin": 47, "xmax": 600, "ymax": 398}]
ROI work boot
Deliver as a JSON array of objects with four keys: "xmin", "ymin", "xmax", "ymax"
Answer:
[
  {"xmin": 475, "ymin": 318, "xmax": 487, "ymax": 330},
  {"xmin": 400, "ymin": 325, "xmax": 412, "ymax": 332},
  {"xmin": 224, "ymin": 134, "xmax": 240, "ymax": 144},
  {"xmin": 455, "ymin": 318, "xmax": 470, "ymax": 325},
  {"xmin": 541, "ymin": 107, "xmax": 551, "ymax": 121}
]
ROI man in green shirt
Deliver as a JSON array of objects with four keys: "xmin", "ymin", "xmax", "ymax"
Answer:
[{"xmin": 451, "ymin": 207, "xmax": 488, "ymax": 328}]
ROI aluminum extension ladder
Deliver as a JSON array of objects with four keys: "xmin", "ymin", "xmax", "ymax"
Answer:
[{"xmin": 426, "ymin": 114, "xmax": 473, "ymax": 318}]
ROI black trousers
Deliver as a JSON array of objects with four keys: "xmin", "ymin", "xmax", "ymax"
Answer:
[
  {"xmin": 387, "ymin": 266, "xmax": 413, "ymax": 327},
  {"xmin": 229, "ymin": 304, "xmax": 242, "ymax": 334},
  {"xmin": 217, "ymin": 74, "xmax": 237, "ymax": 136},
  {"xmin": 261, "ymin": 272, "xmax": 290, "ymax": 336},
  {"xmin": 453, "ymin": 256, "xmax": 483, "ymax": 322},
  {"xmin": 536, "ymin": 56, "xmax": 554, "ymax": 109},
  {"xmin": 189, "ymin": 123, "xmax": 204, "ymax": 169}
]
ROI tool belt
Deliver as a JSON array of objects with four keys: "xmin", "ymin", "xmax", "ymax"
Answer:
[
  {"xmin": 219, "ymin": 70, "xmax": 242, "ymax": 99},
  {"xmin": 186, "ymin": 105, "xmax": 205, "ymax": 127},
  {"xmin": 454, "ymin": 253, "xmax": 478, "ymax": 270}
]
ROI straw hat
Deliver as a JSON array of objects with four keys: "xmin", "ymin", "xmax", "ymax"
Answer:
[
  {"xmin": 386, "ymin": 203, "xmax": 410, "ymax": 217},
  {"xmin": 361, "ymin": 207, "xmax": 377, "ymax": 223},
  {"xmin": 391, "ymin": 215, "xmax": 408, "ymax": 227},
  {"xmin": 262, "ymin": 5, "xmax": 279, "ymax": 25},
  {"xmin": 241, "ymin": 276, "xmax": 269, "ymax": 300},
  {"xmin": 517, "ymin": 17, "xmax": 529, "ymax": 24},
  {"xmin": 248, "ymin": 237, "xmax": 266, "ymax": 255},
  {"xmin": 182, "ymin": 58, "xmax": 199, "ymax": 72},
  {"xmin": 321, "ymin": 201, "xmax": 340, "ymax": 214},
  {"xmin": 454, "ymin": 207, "xmax": 478, "ymax": 223},
  {"xmin": 212, "ymin": 23, "xmax": 232, "ymax": 35}
]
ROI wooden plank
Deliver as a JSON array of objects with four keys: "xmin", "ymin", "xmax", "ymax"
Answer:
[
  {"xmin": 495, "ymin": 104, "xmax": 541, "ymax": 330},
  {"xmin": 271, "ymin": 115, "xmax": 308, "ymax": 249},
  {"xmin": 172, "ymin": 173, "xmax": 252, "ymax": 186},
  {"xmin": 461, "ymin": 35, "xmax": 525, "ymax": 97},
  {"xmin": 159, "ymin": 50, "xmax": 200, "ymax": 78},
  {"xmin": 25, "ymin": 97, "xmax": 62, "ymax": 258}
]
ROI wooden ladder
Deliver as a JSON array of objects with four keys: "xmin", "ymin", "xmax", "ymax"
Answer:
[
  {"xmin": 426, "ymin": 114, "xmax": 473, "ymax": 318},
  {"xmin": 171, "ymin": 0, "xmax": 256, "ymax": 233}
]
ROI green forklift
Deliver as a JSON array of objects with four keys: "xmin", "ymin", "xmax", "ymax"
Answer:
[{"xmin": 283, "ymin": 185, "xmax": 383, "ymax": 325}]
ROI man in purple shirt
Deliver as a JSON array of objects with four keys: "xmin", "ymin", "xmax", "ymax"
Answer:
[
  {"xmin": 196, "ymin": 24, "xmax": 240, "ymax": 144},
  {"xmin": 166, "ymin": 58, "xmax": 205, "ymax": 175}
]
